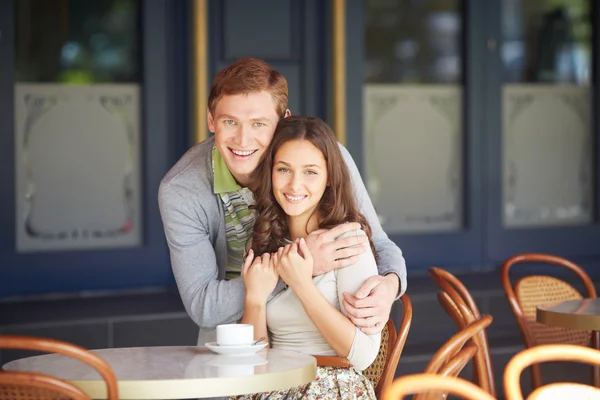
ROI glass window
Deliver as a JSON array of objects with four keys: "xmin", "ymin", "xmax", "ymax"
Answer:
[
  {"xmin": 14, "ymin": 0, "xmax": 143, "ymax": 252},
  {"xmin": 15, "ymin": 0, "xmax": 140, "ymax": 83},
  {"xmin": 363, "ymin": 0, "xmax": 464, "ymax": 234},
  {"xmin": 501, "ymin": 0, "xmax": 593, "ymax": 228}
]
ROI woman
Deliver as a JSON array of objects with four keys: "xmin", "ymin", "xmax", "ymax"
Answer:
[{"xmin": 238, "ymin": 116, "xmax": 380, "ymax": 400}]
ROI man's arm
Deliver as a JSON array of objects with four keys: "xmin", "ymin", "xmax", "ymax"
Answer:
[
  {"xmin": 158, "ymin": 180, "xmax": 246, "ymax": 329},
  {"xmin": 338, "ymin": 143, "xmax": 407, "ymax": 295}
]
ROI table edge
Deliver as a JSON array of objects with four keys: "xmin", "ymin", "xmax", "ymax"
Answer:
[
  {"xmin": 537, "ymin": 303, "xmax": 600, "ymax": 331},
  {"xmin": 70, "ymin": 361, "xmax": 317, "ymax": 399}
]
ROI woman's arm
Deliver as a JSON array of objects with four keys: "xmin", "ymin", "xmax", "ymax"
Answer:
[
  {"xmin": 335, "ymin": 230, "xmax": 381, "ymax": 370},
  {"xmin": 294, "ymin": 278, "xmax": 359, "ymax": 358},
  {"xmin": 240, "ymin": 251, "xmax": 278, "ymax": 343},
  {"xmin": 276, "ymin": 238, "xmax": 379, "ymax": 367},
  {"xmin": 240, "ymin": 301, "xmax": 269, "ymax": 343}
]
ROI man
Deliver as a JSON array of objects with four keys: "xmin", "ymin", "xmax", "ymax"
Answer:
[{"xmin": 159, "ymin": 58, "xmax": 407, "ymax": 344}]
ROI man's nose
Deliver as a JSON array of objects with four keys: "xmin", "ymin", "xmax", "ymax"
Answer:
[{"xmin": 235, "ymin": 125, "xmax": 251, "ymax": 147}]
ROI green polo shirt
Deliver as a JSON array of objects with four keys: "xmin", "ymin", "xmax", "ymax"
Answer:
[{"xmin": 212, "ymin": 146, "xmax": 255, "ymax": 279}]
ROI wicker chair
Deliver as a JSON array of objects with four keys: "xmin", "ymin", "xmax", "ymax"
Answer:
[
  {"xmin": 429, "ymin": 267, "xmax": 495, "ymax": 396},
  {"xmin": 364, "ymin": 295, "xmax": 413, "ymax": 398},
  {"xmin": 415, "ymin": 315, "xmax": 493, "ymax": 400},
  {"xmin": 504, "ymin": 344, "xmax": 600, "ymax": 400},
  {"xmin": 501, "ymin": 253, "xmax": 599, "ymax": 388},
  {"xmin": 382, "ymin": 374, "xmax": 496, "ymax": 400},
  {"xmin": 0, "ymin": 335, "xmax": 118, "ymax": 400},
  {"xmin": 316, "ymin": 294, "xmax": 413, "ymax": 398}
]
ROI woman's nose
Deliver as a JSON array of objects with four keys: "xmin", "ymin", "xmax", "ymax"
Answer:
[{"xmin": 289, "ymin": 173, "xmax": 302, "ymax": 191}]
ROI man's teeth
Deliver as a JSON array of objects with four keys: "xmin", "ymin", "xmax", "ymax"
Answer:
[
  {"xmin": 231, "ymin": 149, "xmax": 255, "ymax": 156},
  {"xmin": 285, "ymin": 194, "xmax": 305, "ymax": 202}
]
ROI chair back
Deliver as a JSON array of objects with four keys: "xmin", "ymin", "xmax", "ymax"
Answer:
[
  {"xmin": 382, "ymin": 373, "xmax": 496, "ymax": 400},
  {"xmin": 0, "ymin": 335, "xmax": 118, "ymax": 400},
  {"xmin": 363, "ymin": 294, "xmax": 413, "ymax": 398},
  {"xmin": 429, "ymin": 267, "xmax": 495, "ymax": 396},
  {"xmin": 500, "ymin": 253, "xmax": 598, "ymax": 388},
  {"xmin": 0, "ymin": 372, "xmax": 91, "ymax": 400},
  {"xmin": 504, "ymin": 344, "xmax": 600, "ymax": 400},
  {"xmin": 414, "ymin": 315, "xmax": 492, "ymax": 400}
]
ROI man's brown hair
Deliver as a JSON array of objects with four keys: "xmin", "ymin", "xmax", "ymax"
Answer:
[{"xmin": 208, "ymin": 58, "xmax": 288, "ymax": 118}]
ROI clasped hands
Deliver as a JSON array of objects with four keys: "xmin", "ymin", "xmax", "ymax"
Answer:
[{"xmin": 242, "ymin": 223, "xmax": 399, "ymax": 334}]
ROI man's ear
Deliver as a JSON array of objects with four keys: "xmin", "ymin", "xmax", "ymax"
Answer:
[
  {"xmin": 207, "ymin": 108, "xmax": 216, "ymax": 132},
  {"xmin": 283, "ymin": 109, "xmax": 291, "ymax": 118}
]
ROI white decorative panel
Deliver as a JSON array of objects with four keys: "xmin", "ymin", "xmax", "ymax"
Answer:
[
  {"xmin": 503, "ymin": 84, "xmax": 592, "ymax": 227},
  {"xmin": 15, "ymin": 84, "xmax": 142, "ymax": 252},
  {"xmin": 363, "ymin": 85, "xmax": 463, "ymax": 233}
]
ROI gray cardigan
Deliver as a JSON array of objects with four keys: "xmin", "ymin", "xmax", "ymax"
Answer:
[{"xmin": 158, "ymin": 136, "xmax": 407, "ymax": 344}]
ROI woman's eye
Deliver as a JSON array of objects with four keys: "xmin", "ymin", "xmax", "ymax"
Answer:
[
  {"xmin": 277, "ymin": 167, "xmax": 289, "ymax": 173},
  {"xmin": 254, "ymin": 122, "xmax": 265, "ymax": 127},
  {"xmin": 305, "ymin": 170, "xmax": 317, "ymax": 175}
]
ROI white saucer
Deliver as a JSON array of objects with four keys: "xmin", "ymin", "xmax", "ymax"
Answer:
[{"xmin": 205, "ymin": 341, "xmax": 268, "ymax": 355}]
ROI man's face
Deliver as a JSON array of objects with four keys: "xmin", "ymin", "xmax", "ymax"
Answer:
[{"xmin": 208, "ymin": 91, "xmax": 288, "ymax": 186}]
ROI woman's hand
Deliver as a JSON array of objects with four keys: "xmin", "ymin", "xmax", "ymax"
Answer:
[
  {"xmin": 242, "ymin": 250, "xmax": 279, "ymax": 304},
  {"xmin": 275, "ymin": 238, "xmax": 314, "ymax": 292}
]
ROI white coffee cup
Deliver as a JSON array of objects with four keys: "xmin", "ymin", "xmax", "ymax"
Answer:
[{"xmin": 216, "ymin": 324, "xmax": 254, "ymax": 346}]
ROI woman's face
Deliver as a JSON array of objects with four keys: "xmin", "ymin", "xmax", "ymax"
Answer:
[{"xmin": 272, "ymin": 139, "xmax": 328, "ymax": 219}]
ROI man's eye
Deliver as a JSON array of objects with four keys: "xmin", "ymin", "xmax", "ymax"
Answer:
[
  {"xmin": 255, "ymin": 122, "xmax": 265, "ymax": 127},
  {"xmin": 224, "ymin": 120, "xmax": 235, "ymax": 125}
]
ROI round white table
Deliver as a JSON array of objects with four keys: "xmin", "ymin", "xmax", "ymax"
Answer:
[{"xmin": 3, "ymin": 346, "xmax": 317, "ymax": 399}]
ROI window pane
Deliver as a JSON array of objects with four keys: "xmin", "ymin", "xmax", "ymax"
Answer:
[
  {"xmin": 501, "ymin": 0, "xmax": 591, "ymax": 84},
  {"xmin": 501, "ymin": 0, "xmax": 593, "ymax": 228},
  {"xmin": 363, "ymin": 0, "xmax": 463, "ymax": 234},
  {"xmin": 14, "ymin": 0, "xmax": 143, "ymax": 252},
  {"xmin": 15, "ymin": 0, "xmax": 140, "ymax": 83}
]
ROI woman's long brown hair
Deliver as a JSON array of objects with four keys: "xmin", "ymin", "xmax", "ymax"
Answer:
[{"xmin": 249, "ymin": 116, "xmax": 377, "ymax": 258}]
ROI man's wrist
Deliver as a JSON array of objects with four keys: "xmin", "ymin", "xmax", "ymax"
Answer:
[{"xmin": 384, "ymin": 272, "xmax": 401, "ymax": 297}]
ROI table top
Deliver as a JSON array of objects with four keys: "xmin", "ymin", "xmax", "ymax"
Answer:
[
  {"xmin": 537, "ymin": 298, "xmax": 600, "ymax": 331},
  {"xmin": 3, "ymin": 346, "xmax": 317, "ymax": 399}
]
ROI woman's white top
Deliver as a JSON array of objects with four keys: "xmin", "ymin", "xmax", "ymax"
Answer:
[{"xmin": 267, "ymin": 229, "xmax": 381, "ymax": 370}]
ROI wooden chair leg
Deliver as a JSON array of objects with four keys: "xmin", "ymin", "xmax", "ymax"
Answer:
[{"xmin": 593, "ymin": 331, "xmax": 600, "ymax": 387}]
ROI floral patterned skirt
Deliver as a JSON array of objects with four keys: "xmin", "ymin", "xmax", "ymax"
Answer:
[{"xmin": 230, "ymin": 366, "xmax": 376, "ymax": 400}]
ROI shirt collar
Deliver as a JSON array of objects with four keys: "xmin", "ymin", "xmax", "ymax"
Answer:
[{"xmin": 212, "ymin": 146, "xmax": 241, "ymax": 194}]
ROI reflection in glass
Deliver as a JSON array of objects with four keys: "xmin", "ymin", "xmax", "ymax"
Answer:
[
  {"xmin": 365, "ymin": 0, "xmax": 461, "ymax": 83},
  {"xmin": 501, "ymin": 0, "xmax": 593, "ymax": 228},
  {"xmin": 363, "ymin": 1, "xmax": 463, "ymax": 234},
  {"xmin": 501, "ymin": 0, "xmax": 591, "ymax": 84},
  {"xmin": 15, "ymin": 0, "xmax": 140, "ymax": 83}
]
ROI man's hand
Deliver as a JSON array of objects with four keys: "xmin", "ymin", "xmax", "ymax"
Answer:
[
  {"xmin": 304, "ymin": 222, "xmax": 368, "ymax": 276},
  {"xmin": 342, "ymin": 274, "xmax": 400, "ymax": 334}
]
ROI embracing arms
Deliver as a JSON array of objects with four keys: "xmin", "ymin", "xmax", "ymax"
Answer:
[
  {"xmin": 276, "ymin": 237, "xmax": 380, "ymax": 370},
  {"xmin": 159, "ymin": 181, "xmax": 250, "ymax": 329}
]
